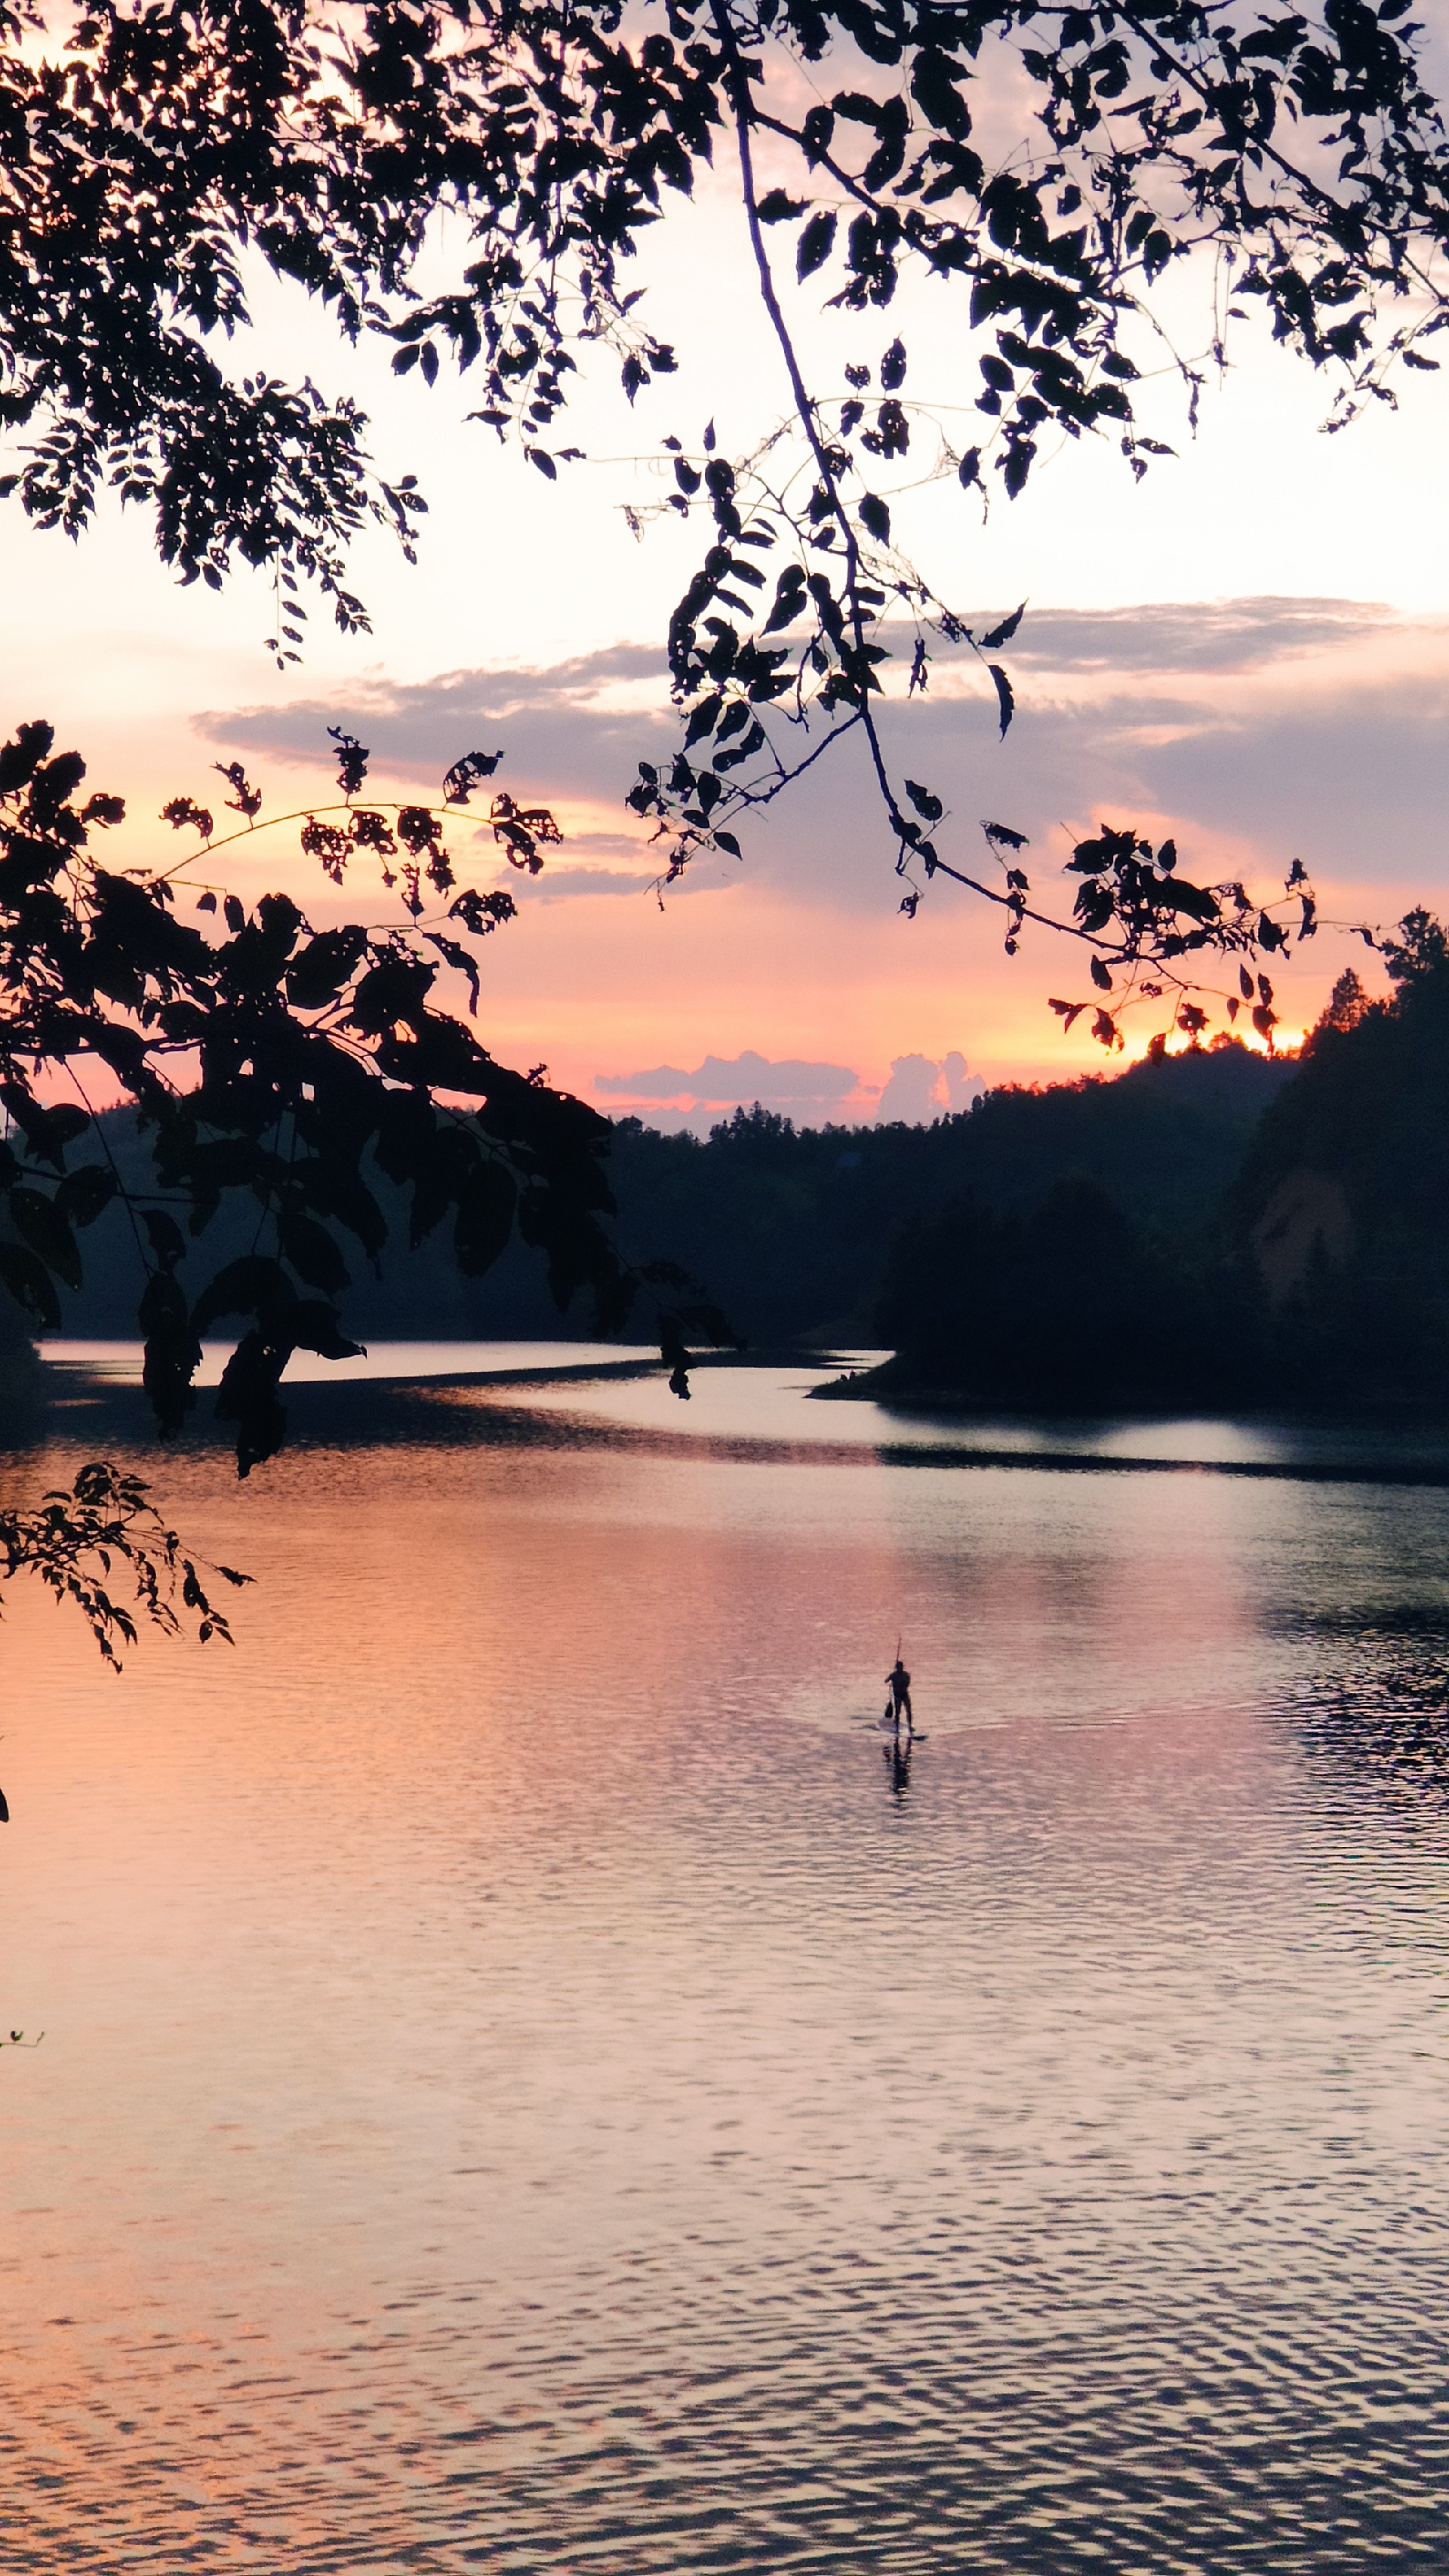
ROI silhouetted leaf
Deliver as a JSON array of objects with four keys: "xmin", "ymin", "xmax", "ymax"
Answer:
[
  {"xmin": 0, "ymin": 1241, "xmax": 60, "ymax": 1327},
  {"xmin": 8, "ymin": 1185, "xmax": 80, "ymax": 1289},
  {"xmin": 54, "ymin": 1165, "xmax": 117, "ymax": 1229},
  {"xmin": 162, "ymin": 796, "xmax": 214, "ymax": 839},
  {"xmin": 442, "ymin": 751, "xmax": 503, "ymax": 805},
  {"xmin": 286, "ymin": 925, "xmax": 370, "ymax": 1008},
  {"xmin": 454, "ymin": 1161, "xmax": 516, "ymax": 1275},
  {"xmin": 1, "ymin": 1088, "xmax": 89, "ymax": 1170},
  {"xmin": 138, "ymin": 1267, "xmax": 202, "ymax": 1434},
  {"xmin": 328, "ymin": 726, "xmax": 370, "ymax": 796},
  {"xmin": 796, "ymin": 211, "xmax": 837, "ymax": 281},
  {"xmin": 214, "ymin": 762, "xmax": 261, "ymax": 821},
  {"xmin": 289, "ymin": 1302, "xmax": 364, "ymax": 1361},
  {"xmin": 979, "ymin": 602, "xmax": 1026, "ymax": 651},
  {"xmin": 191, "ymin": 1256, "xmax": 291, "ymax": 1335},
  {"xmin": 143, "ymin": 1208, "xmax": 188, "ymax": 1272},
  {"xmin": 214, "ymin": 1332, "xmax": 288, "ymax": 1479},
  {"xmin": 904, "ymin": 779, "xmax": 943, "ymax": 823},
  {"xmin": 278, "ymin": 1211, "xmax": 349, "ymax": 1294}
]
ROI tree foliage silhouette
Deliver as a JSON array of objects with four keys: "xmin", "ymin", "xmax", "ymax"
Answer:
[
  {"xmin": 0, "ymin": 1460, "xmax": 251, "ymax": 1664},
  {"xmin": 2, "ymin": 0, "xmax": 1444, "ymax": 1020},
  {"xmin": 2, "ymin": 0, "xmax": 1447, "ymax": 1653},
  {"xmin": 0, "ymin": 717, "xmax": 733, "ymax": 1491}
]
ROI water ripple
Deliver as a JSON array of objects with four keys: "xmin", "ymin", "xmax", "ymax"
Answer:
[{"xmin": 3, "ymin": 1392, "xmax": 1449, "ymax": 2567}]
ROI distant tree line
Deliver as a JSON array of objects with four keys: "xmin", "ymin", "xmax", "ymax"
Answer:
[
  {"xmin": 34, "ymin": 1034, "xmax": 1284, "ymax": 1359},
  {"xmin": 15, "ymin": 913, "xmax": 1449, "ymax": 1423},
  {"xmin": 11, "ymin": 916, "xmax": 1449, "ymax": 1424}
]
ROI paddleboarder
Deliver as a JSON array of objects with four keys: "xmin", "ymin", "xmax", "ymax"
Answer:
[{"xmin": 884, "ymin": 1655, "xmax": 913, "ymax": 1737}]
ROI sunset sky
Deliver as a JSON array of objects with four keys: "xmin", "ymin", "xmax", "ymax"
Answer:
[{"xmin": 2, "ymin": 137, "xmax": 1446, "ymax": 1122}]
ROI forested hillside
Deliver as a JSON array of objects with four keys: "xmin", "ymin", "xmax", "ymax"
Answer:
[
  {"xmin": 37, "ymin": 1042, "xmax": 1290, "ymax": 1354},
  {"xmin": 608, "ymin": 1042, "xmax": 1286, "ymax": 1346},
  {"xmin": 14, "ymin": 962, "xmax": 1449, "ymax": 1418},
  {"xmin": 872, "ymin": 927, "xmax": 1449, "ymax": 1414},
  {"xmin": 1229, "ymin": 925, "xmax": 1449, "ymax": 1409}
]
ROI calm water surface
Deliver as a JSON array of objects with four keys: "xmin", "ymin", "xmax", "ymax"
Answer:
[{"xmin": 4, "ymin": 1356, "xmax": 1449, "ymax": 2570}]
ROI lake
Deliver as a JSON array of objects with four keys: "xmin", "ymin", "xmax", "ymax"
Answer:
[{"xmin": 4, "ymin": 1348, "xmax": 1449, "ymax": 2571}]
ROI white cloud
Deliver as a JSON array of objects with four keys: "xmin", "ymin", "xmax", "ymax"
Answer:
[
  {"xmin": 598, "ymin": 1048, "xmax": 864, "ymax": 1128},
  {"xmin": 875, "ymin": 1052, "xmax": 980, "ymax": 1125},
  {"xmin": 596, "ymin": 1046, "xmax": 981, "ymax": 1131},
  {"xmin": 195, "ymin": 598, "xmax": 1449, "ymax": 933}
]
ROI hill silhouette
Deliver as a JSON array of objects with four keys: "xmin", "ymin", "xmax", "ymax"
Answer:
[
  {"xmin": 872, "ymin": 923, "xmax": 1449, "ymax": 1414},
  {"xmin": 21, "ymin": 973, "xmax": 1449, "ymax": 1420},
  {"xmin": 32, "ymin": 1040, "xmax": 1291, "ymax": 1359},
  {"xmin": 1229, "ymin": 921, "xmax": 1449, "ymax": 1411}
]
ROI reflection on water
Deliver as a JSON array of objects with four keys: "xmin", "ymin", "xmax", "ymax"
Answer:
[
  {"xmin": 42, "ymin": 1335, "xmax": 663, "ymax": 1387},
  {"xmin": 4, "ymin": 1359, "xmax": 1449, "ymax": 2570}
]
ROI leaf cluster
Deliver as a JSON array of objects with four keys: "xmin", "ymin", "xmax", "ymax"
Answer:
[
  {"xmin": 0, "ymin": 1457, "xmax": 251, "ymax": 1664},
  {"xmin": 1044, "ymin": 838, "xmax": 1322, "ymax": 1048},
  {"xmin": 4, "ymin": 0, "xmax": 1440, "ymax": 572},
  {"xmin": 2, "ymin": 0, "xmax": 1444, "ymax": 968},
  {"xmin": 0, "ymin": 717, "xmax": 735, "ymax": 1477}
]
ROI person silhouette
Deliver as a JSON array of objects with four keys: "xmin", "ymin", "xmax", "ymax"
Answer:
[{"xmin": 884, "ymin": 1657, "xmax": 912, "ymax": 1737}]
